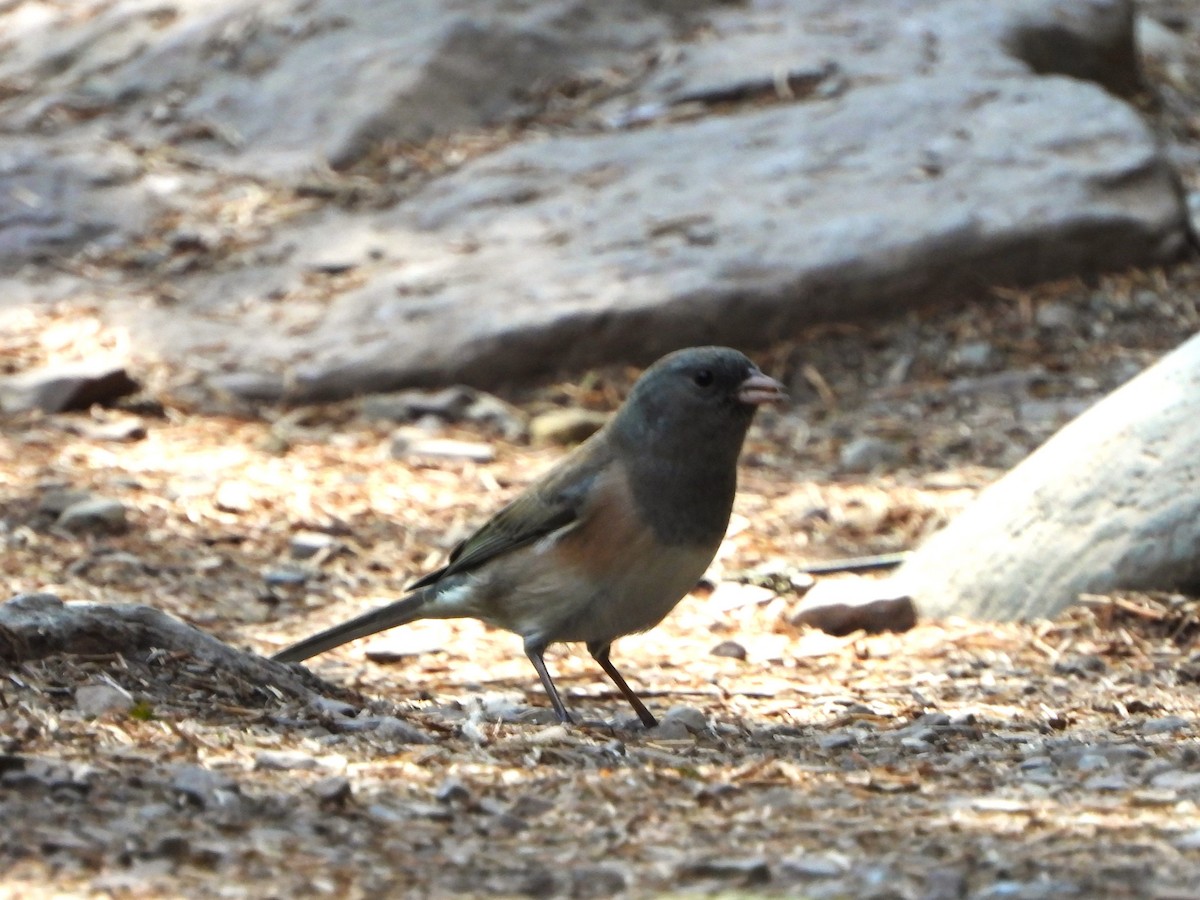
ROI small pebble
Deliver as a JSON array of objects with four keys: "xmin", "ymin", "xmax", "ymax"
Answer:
[
  {"xmin": 1149, "ymin": 770, "xmax": 1200, "ymax": 792},
  {"xmin": 38, "ymin": 489, "xmax": 93, "ymax": 516},
  {"xmin": 214, "ymin": 480, "xmax": 253, "ymax": 512},
  {"xmin": 708, "ymin": 581, "xmax": 777, "ymax": 611},
  {"xmin": 1071, "ymin": 753, "xmax": 1109, "ymax": 772},
  {"xmin": 818, "ymin": 732, "xmax": 857, "ymax": 751},
  {"xmin": 307, "ymin": 695, "xmax": 357, "ymax": 717},
  {"xmin": 1174, "ymin": 829, "xmax": 1200, "ymax": 851},
  {"xmin": 649, "ymin": 719, "xmax": 692, "ymax": 740},
  {"xmin": 435, "ymin": 777, "xmax": 470, "ymax": 803},
  {"xmin": 254, "ymin": 750, "xmax": 320, "ymax": 771},
  {"xmin": 779, "ymin": 853, "xmax": 846, "ymax": 879},
  {"xmin": 710, "ymin": 639, "xmax": 747, "ymax": 660},
  {"xmin": 528, "ymin": 408, "xmax": 609, "ymax": 445},
  {"xmin": 57, "ymin": 497, "xmax": 127, "ymax": 532},
  {"xmin": 84, "ymin": 418, "xmax": 147, "ymax": 442},
  {"xmin": 312, "ymin": 775, "xmax": 352, "ymax": 805},
  {"xmin": 1140, "ymin": 715, "xmax": 1188, "ymax": 736},
  {"xmin": 838, "ymin": 435, "xmax": 902, "ymax": 473},
  {"xmin": 75, "ymin": 684, "xmax": 134, "ymax": 718},
  {"xmin": 1035, "ymin": 301, "xmax": 1079, "ymax": 330},
  {"xmin": 390, "ymin": 433, "xmax": 495, "ymax": 463},
  {"xmin": 171, "ymin": 765, "xmax": 239, "ymax": 809},
  {"xmin": 953, "ymin": 340, "xmax": 995, "ymax": 371},
  {"xmin": 678, "ymin": 856, "xmax": 770, "ymax": 884},
  {"xmin": 527, "ymin": 724, "xmax": 571, "ymax": 744},
  {"xmin": 1082, "ymin": 773, "xmax": 1130, "ymax": 792},
  {"xmin": 660, "ymin": 706, "xmax": 708, "ymax": 733},
  {"xmin": 361, "ymin": 386, "xmax": 475, "ymax": 422},
  {"xmin": 1019, "ymin": 755, "xmax": 1053, "ymax": 771},
  {"xmin": 338, "ymin": 715, "xmax": 431, "ymax": 744},
  {"xmin": 289, "ymin": 530, "xmax": 336, "ymax": 559},
  {"xmin": 263, "ymin": 568, "xmax": 308, "ymax": 587},
  {"xmin": 569, "ymin": 865, "xmax": 628, "ymax": 898}
]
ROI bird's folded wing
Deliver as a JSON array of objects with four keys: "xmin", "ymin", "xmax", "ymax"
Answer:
[{"xmin": 406, "ymin": 443, "xmax": 610, "ymax": 590}]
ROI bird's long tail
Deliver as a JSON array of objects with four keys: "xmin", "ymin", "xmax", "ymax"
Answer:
[{"xmin": 272, "ymin": 592, "xmax": 430, "ymax": 663}]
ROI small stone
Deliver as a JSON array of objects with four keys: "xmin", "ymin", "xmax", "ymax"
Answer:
[
  {"xmin": 254, "ymin": 750, "xmax": 320, "ymax": 771},
  {"xmin": 1071, "ymin": 753, "xmax": 1109, "ymax": 772},
  {"xmin": 214, "ymin": 480, "xmax": 254, "ymax": 512},
  {"xmin": 75, "ymin": 684, "xmax": 134, "ymax": 718},
  {"xmin": 649, "ymin": 719, "xmax": 692, "ymax": 740},
  {"xmin": 435, "ymin": 776, "xmax": 470, "ymax": 803},
  {"xmin": 0, "ymin": 361, "xmax": 139, "ymax": 413},
  {"xmin": 1174, "ymin": 829, "xmax": 1200, "ymax": 851},
  {"xmin": 791, "ymin": 577, "xmax": 916, "ymax": 635},
  {"xmin": 1137, "ymin": 15, "xmax": 1191, "ymax": 75},
  {"xmin": 1019, "ymin": 755, "xmax": 1053, "ymax": 771},
  {"xmin": 900, "ymin": 730, "xmax": 936, "ymax": 751},
  {"xmin": 289, "ymin": 530, "xmax": 337, "ymax": 559},
  {"xmin": 390, "ymin": 431, "xmax": 496, "ymax": 463},
  {"xmin": 1082, "ymin": 773, "xmax": 1130, "ymax": 792},
  {"xmin": 263, "ymin": 568, "xmax": 308, "ymax": 587},
  {"xmin": 779, "ymin": 853, "xmax": 847, "ymax": 879},
  {"xmin": 838, "ymin": 435, "xmax": 903, "ymax": 473},
  {"xmin": 902, "ymin": 712, "xmax": 951, "ymax": 730},
  {"xmin": 679, "ymin": 856, "xmax": 770, "ymax": 885},
  {"xmin": 527, "ymin": 724, "xmax": 571, "ymax": 744},
  {"xmin": 463, "ymin": 393, "xmax": 526, "ymax": 440},
  {"xmin": 366, "ymin": 803, "xmax": 409, "ymax": 825},
  {"xmin": 708, "ymin": 581, "xmax": 777, "ymax": 611},
  {"xmin": 57, "ymin": 497, "xmax": 127, "ymax": 532},
  {"xmin": 818, "ymin": 731, "xmax": 857, "ymax": 751},
  {"xmin": 84, "ymin": 418, "xmax": 147, "ymax": 442},
  {"xmin": 312, "ymin": 776, "xmax": 352, "ymax": 805},
  {"xmin": 1149, "ymin": 770, "xmax": 1200, "ymax": 792},
  {"xmin": 953, "ymin": 341, "xmax": 995, "ymax": 371},
  {"xmin": 1140, "ymin": 715, "xmax": 1188, "ymax": 735},
  {"xmin": 528, "ymin": 408, "xmax": 609, "ymax": 445},
  {"xmin": 369, "ymin": 715, "xmax": 433, "ymax": 744},
  {"xmin": 507, "ymin": 794, "xmax": 554, "ymax": 819},
  {"xmin": 1053, "ymin": 654, "xmax": 1107, "ymax": 676},
  {"xmin": 569, "ymin": 864, "xmax": 628, "ymax": 898},
  {"xmin": 601, "ymin": 739, "xmax": 626, "ymax": 758},
  {"xmin": 307, "ymin": 696, "xmax": 357, "ymax": 717},
  {"xmin": 660, "ymin": 706, "xmax": 708, "ymax": 733},
  {"xmin": 1035, "ymin": 301, "xmax": 1079, "ymax": 330},
  {"xmin": 710, "ymin": 640, "xmax": 747, "ymax": 660},
  {"xmin": 361, "ymin": 386, "xmax": 476, "ymax": 422},
  {"xmin": 38, "ymin": 489, "xmax": 93, "ymax": 516},
  {"xmin": 171, "ymin": 765, "xmax": 239, "ymax": 809}
]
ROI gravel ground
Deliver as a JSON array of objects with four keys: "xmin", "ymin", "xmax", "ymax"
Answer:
[{"xmin": 3, "ymin": 3, "xmax": 1200, "ymax": 895}]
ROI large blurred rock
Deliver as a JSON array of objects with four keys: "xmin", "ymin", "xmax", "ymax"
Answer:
[
  {"xmin": 0, "ymin": 0, "xmax": 1189, "ymax": 397},
  {"xmin": 896, "ymin": 331, "xmax": 1200, "ymax": 621}
]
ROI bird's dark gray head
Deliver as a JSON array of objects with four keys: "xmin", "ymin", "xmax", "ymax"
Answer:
[
  {"xmin": 609, "ymin": 346, "xmax": 785, "ymax": 545},
  {"xmin": 613, "ymin": 346, "xmax": 784, "ymax": 446}
]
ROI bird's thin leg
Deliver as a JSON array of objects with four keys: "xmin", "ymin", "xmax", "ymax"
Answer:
[
  {"xmin": 588, "ymin": 641, "xmax": 658, "ymax": 728},
  {"xmin": 524, "ymin": 640, "xmax": 573, "ymax": 724}
]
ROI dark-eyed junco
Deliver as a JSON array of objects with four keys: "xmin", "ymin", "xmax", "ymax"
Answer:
[{"xmin": 273, "ymin": 346, "xmax": 785, "ymax": 726}]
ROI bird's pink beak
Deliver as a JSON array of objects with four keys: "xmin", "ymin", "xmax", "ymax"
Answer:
[{"xmin": 738, "ymin": 370, "xmax": 787, "ymax": 405}]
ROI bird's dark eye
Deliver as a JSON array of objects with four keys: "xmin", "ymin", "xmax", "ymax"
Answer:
[{"xmin": 692, "ymin": 369, "xmax": 714, "ymax": 388}]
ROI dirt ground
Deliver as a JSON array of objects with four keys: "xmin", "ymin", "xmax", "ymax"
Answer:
[
  {"xmin": 5, "ymin": 3, "xmax": 1200, "ymax": 896},
  {"xmin": 3, "ymin": 258, "xmax": 1200, "ymax": 899}
]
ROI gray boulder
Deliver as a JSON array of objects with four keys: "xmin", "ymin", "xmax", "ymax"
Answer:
[
  {"xmin": 896, "ymin": 331, "xmax": 1200, "ymax": 621},
  {"xmin": 0, "ymin": 0, "xmax": 1190, "ymax": 399}
]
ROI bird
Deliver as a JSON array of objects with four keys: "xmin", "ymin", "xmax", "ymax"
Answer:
[{"xmin": 272, "ymin": 346, "xmax": 785, "ymax": 727}]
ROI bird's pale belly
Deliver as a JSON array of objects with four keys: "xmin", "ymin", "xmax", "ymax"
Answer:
[{"xmin": 466, "ymin": 539, "xmax": 718, "ymax": 647}]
